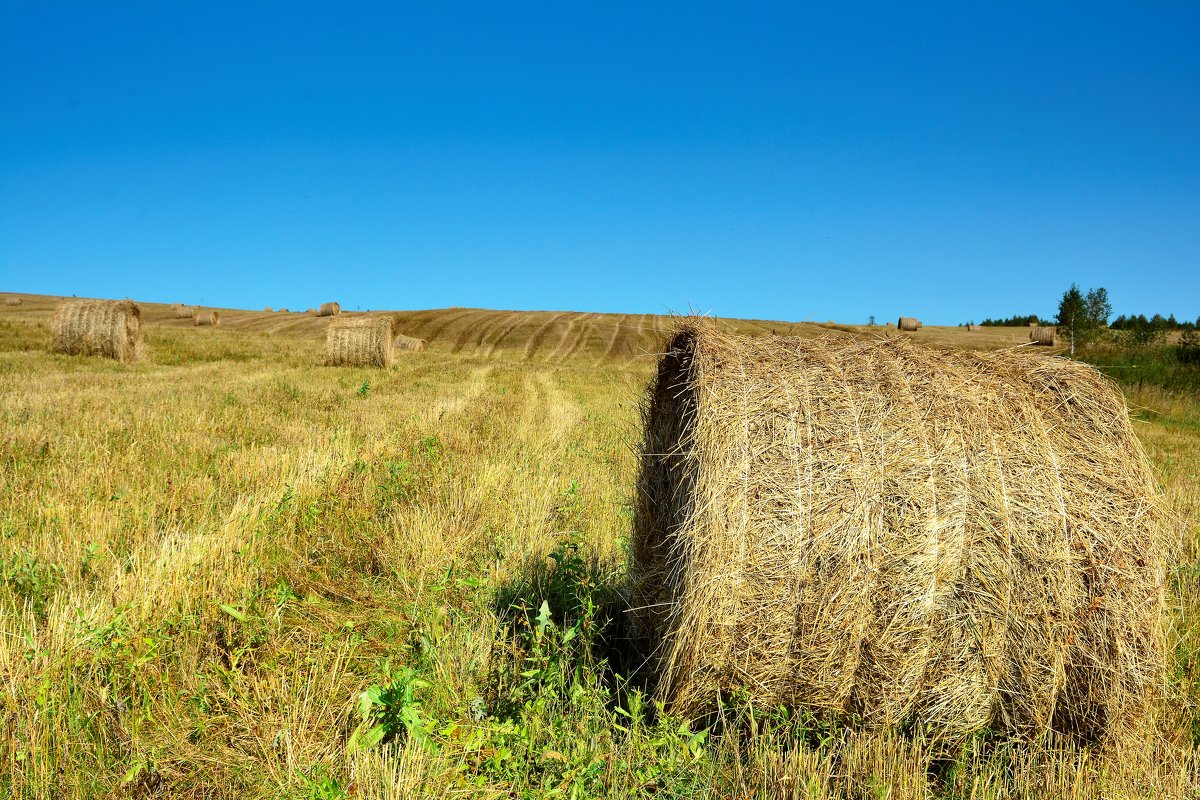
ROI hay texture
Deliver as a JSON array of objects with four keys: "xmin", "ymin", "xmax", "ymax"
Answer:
[
  {"xmin": 897, "ymin": 316, "xmax": 921, "ymax": 331},
  {"xmin": 1030, "ymin": 326, "xmax": 1057, "ymax": 346},
  {"xmin": 172, "ymin": 305, "xmax": 195, "ymax": 319},
  {"xmin": 317, "ymin": 302, "xmax": 341, "ymax": 317},
  {"xmin": 5, "ymin": 297, "xmax": 22, "ymax": 306},
  {"xmin": 325, "ymin": 315, "xmax": 403, "ymax": 367},
  {"xmin": 194, "ymin": 311, "xmax": 220, "ymax": 326},
  {"xmin": 50, "ymin": 299, "xmax": 142, "ymax": 361},
  {"xmin": 631, "ymin": 321, "xmax": 1168, "ymax": 745}
]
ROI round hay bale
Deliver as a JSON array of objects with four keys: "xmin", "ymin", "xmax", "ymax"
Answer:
[
  {"xmin": 306, "ymin": 308, "xmax": 317, "ymax": 315},
  {"xmin": 967, "ymin": 324, "xmax": 982, "ymax": 332},
  {"xmin": 50, "ymin": 299, "xmax": 142, "ymax": 361},
  {"xmin": 394, "ymin": 334, "xmax": 427, "ymax": 352},
  {"xmin": 172, "ymin": 305, "xmax": 195, "ymax": 319},
  {"xmin": 1030, "ymin": 326, "xmax": 1056, "ymax": 346},
  {"xmin": 897, "ymin": 316, "xmax": 921, "ymax": 331},
  {"xmin": 5, "ymin": 296, "xmax": 23, "ymax": 306},
  {"xmin": 325, "ymin": 315, "xmax": 401, "ymax": 366},
  {"xmin": 263, "ymin": 306, "xmax": 273, "ymax": 313},
  {"xmin": 278, "ymin": 308, "xmax": 289, "ymax": 313},
  {"xmin": 194, "ymin": 311, "xmax": 220, "ymax": 327},
  {"xmin": 317, "ymin": 302, "xmax": 341, "ymax": 317},
  {"xmin": 631, "ymin": 321, "xmax": 1168, "ymax": 745}
]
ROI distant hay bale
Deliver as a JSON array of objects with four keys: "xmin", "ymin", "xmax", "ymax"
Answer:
[
  {"xmin": 317, "ymin": 302, "xmax": 341, "ymax": 317},
  {"xmin": 263, "ymin": 306, "xmax": 273, "ymax": 312},
  {"xmin": 897, "ymin": 316, "xmax": 921, "ymax": 331},
  {"xmin": 631, "ymin": 321, "xmax": 1168, "ymax": 746},
  {"xmin": 194, "ymin": 311, "xmax": 220, "ymax": 327},
  {"xmin": 394, "ymin": 334, "xmax": 427, "ymax": 352},
  {"xmin": 967, "ymin": 324, "xmax": 982, "ymax": 331},
  {"xmin": 50, "ymin": 299, "xmax": 142, "ymax": 361},
  {"xmin": 5, "ymin": 297, "xmax": 23, "ymax": 306},
  {"xmin": 325, "ymin": 315, "xmax": 402, "ymax": 367},
  {"xmin": 306, "ymin": 308, "xmax": 317, "ymax": 315},
  {"xmin": 1030, "ymin": 326, "xmax": 1056, "ymax": 346},
  {"xmin": 278, "ymin": 308, "xmax": 289, "ymax": 313},
  {"xmin": 172, "ymin": 306, "xmax": 195, "ymax": 319}
]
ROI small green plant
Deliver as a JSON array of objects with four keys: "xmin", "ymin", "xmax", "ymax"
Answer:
[
  {"xmin": 1, "ymin": 550, "xmax": 63, "ymax": 619},
  {"xmin": 350, "ymin": 665, "xmax": 436, "ymax": 750},
  {"xmin": 356, "ymin": 380, "xmax": 371, "ymax": 397}
]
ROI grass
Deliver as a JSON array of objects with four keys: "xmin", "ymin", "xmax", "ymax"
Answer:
[{"xmin": 1, "ymin": 304, "xmax": 1199, "ymax": 798}]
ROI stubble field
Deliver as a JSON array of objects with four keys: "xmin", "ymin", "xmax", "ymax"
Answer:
[{"xmin": 2, "ymin": 295, "xmax": 1198, "ymax": 798}]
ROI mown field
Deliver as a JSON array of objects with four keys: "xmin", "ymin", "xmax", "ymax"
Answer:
[{"xmin": 2, "ymin": 296, "xmax": 1198, "ymax": 799}]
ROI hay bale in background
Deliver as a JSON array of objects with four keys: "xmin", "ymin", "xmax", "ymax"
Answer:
[
  {"xmin": 50, "ymin": 299, "xmax": 142, "ymax": 361},
  {"xmin": 897, "ymin": 316, "xmax": 921, "ymax": 331},
  {"xmin": 172, "ymin": 306, "xmax": 195, "ymax": 319},
  {"xmin": 278, "ymin": 308, "xmax": 289, "ymax": 313},
  {"xmin": 394, "ymin": 334, "xmax": 427, "ymax": 352},
  {"xmin": 317, "ymin": 302, "xmax": 341, "ymax": 317},
  {"xmin": 1030, "ymin": 326, "xmax": 1056, "ymax": 346},
  {"xmin": 194, "ymin": 311, "xmax": 220, "ymax": 327},
  {"xmin": 967, "ymin": 324, "xmax": 982, "ymax": 332},
  {"xmin": 263, "ymin": 306, "xmax": 273, "ymax": 312},
  {"xmin": 5, "ymin": 297, "xmax": 23, "ymax": 306},
  {"xmin": 631, "ymin": 322, "xmax": 1167, "ymax": 746},
  {"xmin": 325, "ymin": 315, "xmax": 402, "ymax": 366},
  {"xmin": 306, "ymin": 308, "xmax": 317, "ymax": 315}
]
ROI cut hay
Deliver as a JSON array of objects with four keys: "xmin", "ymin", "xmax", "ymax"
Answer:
[
  {"xmin": 317, "ymin": 302, "xmax": 341, "ymax": 317},
  {"xmin": 325, "ymin": 315, "xmax": 402, "ymax": 367},
  {"xmin": 50, "ymin": 299, "xmax": 142, "ymax": 361},
  {"xmin": 1030, "ymin": 326, "xmax": 1056, "ymax": 346},
  {"xmin": 194, "ymin": 311, "xmax": 220, "ymax": 326},
  {"xmin": 5, "ymin": 297, "xmax": 23, "ymax": 306},
  {"xmin": 172, "ymin": 305, "xmax": 195, "ymax": 319},
  {"xmin": 897, "ymin": 316, "xmax": 921, "ymax": 331},
  {"xmin": 631, "ymin": 321, "xmax": 1168, "ymax": 746}
]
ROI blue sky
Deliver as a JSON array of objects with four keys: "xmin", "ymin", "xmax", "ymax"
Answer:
[{"xmin": 2, "ymin": 2, "xmax": 1197, "ymax": 324}]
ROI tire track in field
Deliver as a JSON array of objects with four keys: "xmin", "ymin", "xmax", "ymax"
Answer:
[
  {"xmin": 451, "ymin": 310, "xmax": 505, "ymax": 353},
  {"xmin": 482, "ymin": 312, "xmax": 528, "ymax": 358},
  {"xmin": 597, "ymin": 316, "xmax": 625, "ymax": 364},
  {"xmin": 428, "ymin": 365, "xmax": 495, "ymax": 423},
  {"xmin": 420, "ymin": 308, "xmax": 485, "ymax": 347},
  {"xmin": 556, "ymin": 312, "xmax": 599, "ymax": 363},
  {"xmin": 522, "ymin": 312, "xmax": 568, "ymax": 360}
]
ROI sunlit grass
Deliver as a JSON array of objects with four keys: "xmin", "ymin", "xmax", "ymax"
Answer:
[{"xmin": 1, "ymin": 315, "xmax": 1198, "ymax": 798}]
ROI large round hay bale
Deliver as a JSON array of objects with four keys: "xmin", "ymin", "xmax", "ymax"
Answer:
[
  {"xmin": 897, "ymin": 316, "xmax": 921, "ymax": 331},
  {"xmin": 325, "ymin": 315, "xmax": 402, "ymax": 366},
  {"xmin": 194, "ymin": 311, "xmax": 220, "ymax": 326},
  {"xmin": 263, "ymin": 306, "xmax": 273, "ymax": 313},
  {"xmin": 1030, "ymin": 326, "xmax": 1056, "ymax": 346},
  {"xmin": 317, "ymin": 302, "xmax": 341, "ymax": 317},
  {"xmin": 172, "ymin": 305, "xmax": 195, "ymax": 319},
  {"xmin": 4, "ymin": 296, "xmax": 23, "ymax": 306},
  {"xmin": 631, "ymin": 322, "xmax": 1168, "ymax": 745},
  {"xmin": 50, "ymin": 299, "xmax": 142, "ymax": 361},
  {"xmin": 966, "ymin": 324, "xmax": 982, "ymax": 332}
]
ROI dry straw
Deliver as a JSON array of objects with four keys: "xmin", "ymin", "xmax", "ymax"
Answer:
[
  {"xmin": 317, "ymin": 302, "xmax": 341, "ymax": 317},
  {"xmin": 5, "ymin": 297, "xmax": 22, "ymax": 306},
  {"xmin": 394, "ymin": 333, "xmax": 427, "ymax": 352},
  {"xmin": 50, "ymin": 299, "xmax": 143, "ymax": 361},
  {"xmin": 194, "ymin": 311, "xmax": 220, "ymax": 326},
  {"xmin": 325, "ymin": 315, "xmax": 405, "ymax": 366},
  {"xmin": 898, "ymin": 316, "xmax": 921, "ymax": 331},
  {"xmin": 631, "ymin": 321, "xmax": 1169, "ymax": 747},
  {"xmin": 172, "ymin": 305, "xmax": 195, "ymax": 319},
  {"xmin": 1030, "ymin": 326, "xmax": 1057, "ymax": 346}
]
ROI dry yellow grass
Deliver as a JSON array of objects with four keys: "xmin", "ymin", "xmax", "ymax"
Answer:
[{"xmin": 1, "ymin": 296, "xmax": 1197, "ymax": 799}]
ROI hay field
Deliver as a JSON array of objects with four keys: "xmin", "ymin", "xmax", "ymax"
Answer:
[{"xmin": 1, "ymin": 295, "xmax": 1198, "ymax": 798}]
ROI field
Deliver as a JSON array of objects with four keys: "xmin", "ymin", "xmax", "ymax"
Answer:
[{"xmin": 2, "ymin": 294, "xmax": 1198, "ymax": 799}]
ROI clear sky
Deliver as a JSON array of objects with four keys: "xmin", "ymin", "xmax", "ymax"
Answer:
[{"xmin": 2, "ymin": 2, "xmax": 1197, "ymax": 324}]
